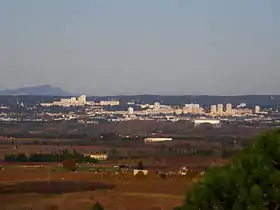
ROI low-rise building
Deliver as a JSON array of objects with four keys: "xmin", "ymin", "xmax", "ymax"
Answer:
[
  {"xmin": 193, "ymin": 119, "xmax": 221, "ymax": 126},
  {"xmin": 144, "ymin": 137, "xmax": 172, "ymax": 143},
  {"xmin": 85, "ymin": 153, "xmax": 108, "ymax": 161}
]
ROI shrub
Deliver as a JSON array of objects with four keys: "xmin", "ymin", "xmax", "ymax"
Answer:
[
  {"xmin": 4, "ymin": 150, "xmax": 98, "ymax": 164},
  {"xmin": 178, "ymin": 129, "xmax": 280, "ymax": 210},
  {"xmin": 62, "ymin": 159, "xmax": 77, "ymax": 172},
  {"xmin": 91, "ymin": 201, "xmax": 104, "ymax": 210},
  {"xmin": 158, "ymin": 173, "xmax": 167, "ymax": 180},
  {"xmin": 16, "ymin": 153, "xmax": 28, "ymax": 162},
  {"xmin": 137, "ymin": 161, "xmax": 144, "ymax": 170}
]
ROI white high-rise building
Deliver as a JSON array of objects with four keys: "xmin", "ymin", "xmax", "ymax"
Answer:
[
  {"xmin": 192, "ymin": 104, "xmax": 200, "ymax": 114},
  {"xmin": 77, "ymin": 95, "xmax": 86, "ymax": 104},
  {"xmin": 217, "ymin": 104, "xmax": 224, "ymax": 114},
  {"xmin": 154, "ymin": 102, "xmax": 160, "ymax": 110},
  {"xmin": 211, "ymin": 105, "xmax": 217, "ymax": 114},
  {"xmin": 255, "ymin": 105, "xmax": 261, "ymax": 114},
  {"xmin": 183, "ymin": 104, "xmax": 201, "ymax": 114},
  {"xmin": 226, "ymin": 103, "xmax": 232, "ymax": 115},
  {"xmin": 128, "ymin": 107, "xmax": 134, "ymax": 115}
]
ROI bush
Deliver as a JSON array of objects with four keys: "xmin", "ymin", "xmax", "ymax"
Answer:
[
  {"xmin": 158, "ymin": 173, "xmax": 167, "ymax": 180},
  {"xmin": 91, "ymin": 201, "xmax": 104, "ymax": 210},
  {"xmin": 178, "ymin": 129, "xmax": 280, "ymax": 210},
  {"xmin": 62, "ymin": 159, "xmax": 77, "ymax": 172},
  {"xmin": 4, "ymin": 150, "xmax": 98, "ymax": 163},
  {"xmin": 16, "ymin": 153, "xmax": 28, "ymax": 162},
  {"xmin": 137, "ymin": 161, "xmax": 144, "ymax": 170}
]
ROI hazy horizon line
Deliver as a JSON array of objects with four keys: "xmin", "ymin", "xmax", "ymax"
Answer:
[{"xmin": 0, "ymin": 84, "xmax": 280, "ymax": 97}]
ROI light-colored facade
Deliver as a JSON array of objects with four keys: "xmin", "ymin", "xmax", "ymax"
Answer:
[
  {"xmin": 211, "ymin": 105, "xmax": 217, "ymax": 114},
  {"xmin": 154, "ymin": 102, "xmax": 160, "ymax": 110},
  {"xmin": 133, "ymin": 169, "xmax": 148, "ymax": 176},
  {"xmin": 226, "ymin": 103, "xmax": 232, "ymax": 115},
  {"xmin": 175, "ymin": 109, "xmax": 183, "ymax": 115},
  {"xmin": 128, "ymin": 107, "xmax": 134, "ymax": 115},
  {"xmin": 41, "ymin": 95, "xmax": 87, "ymax": 107},
  {"xmin": 255, "ymin": 105, "xmax": 261, "ymax": 114},
  {"xmin": 217, "ymin": 104, "xmax": 224, "ymax": 114},
  {"xmin": 77, "ymin": 95, "xmax": 86, "ymax": 104},
  {"xmin": 144, "ymin": 137, "xmax": 172, "ymax": 143},
  {"xmin": 183, "ymin": 104, "xmax": 201, "ymax": 114},
  {"xmin": 99, "ymin": 100, "xmax": 120, "ymax": 106},
  {"xmin": 194, "ymin": 119, "xmax": 220, "ymax": 126},
  {"xmin": 86, "ymin": 153, "xmax": 108, "ymax": 161}
]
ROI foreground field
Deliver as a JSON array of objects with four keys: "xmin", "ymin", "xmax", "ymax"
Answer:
[{"xmin": 0, "ymin": 166, "xmax": 189, "ymax": 210}]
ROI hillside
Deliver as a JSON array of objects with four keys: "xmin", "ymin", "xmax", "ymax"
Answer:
[{"xmin": 0, "ymin": 85, "xmax": 70, "ymax": 96}]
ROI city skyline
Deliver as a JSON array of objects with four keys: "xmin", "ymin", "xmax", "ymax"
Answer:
[{"xmin": 0, "ymin": 1, "xmax": 279, "ymax": 95}]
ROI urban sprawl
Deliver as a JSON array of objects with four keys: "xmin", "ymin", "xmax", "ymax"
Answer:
[{"xmin": 0, "ymin": 95, "xmax": 273, "ymax": 126}]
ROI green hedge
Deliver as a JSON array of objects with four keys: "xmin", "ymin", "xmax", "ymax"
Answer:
[{"xmin": 4, "ymin": 150, "xmax": 98, "ymax": 163}]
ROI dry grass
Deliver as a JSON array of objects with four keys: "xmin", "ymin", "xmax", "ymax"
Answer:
[{"xmin": 0, "ymin": 166, "xmax": 188, "ymax": 210}]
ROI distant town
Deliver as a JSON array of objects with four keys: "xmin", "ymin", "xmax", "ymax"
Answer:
[{"xmin": 0, "ymin": 94, "xmax": 278, "ymax": 127}]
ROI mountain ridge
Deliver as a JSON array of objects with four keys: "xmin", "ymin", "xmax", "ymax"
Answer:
[{"xmin": 0, "ymin": 85, "xmax": 71, "ymax": 96}]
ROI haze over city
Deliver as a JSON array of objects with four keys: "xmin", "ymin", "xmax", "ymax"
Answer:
[{"xmin": 0, "ymin": 0, "xmax": 279, "ymax": 96}]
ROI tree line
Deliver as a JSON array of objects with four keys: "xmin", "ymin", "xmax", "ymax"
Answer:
[{"xmin": 4, "ymin": 149, "xmax": 98, "ymax": 163}]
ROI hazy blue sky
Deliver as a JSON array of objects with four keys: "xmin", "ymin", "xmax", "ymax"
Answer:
[{"xmin": 0, "ymin": 0, "xmax": 279, "ymax": 95}]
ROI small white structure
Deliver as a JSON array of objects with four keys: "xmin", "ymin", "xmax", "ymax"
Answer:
[
  {"xmin": 255, "ymin": 105, "xmax": 261, "ymax": 114},
  {"xmin": 144, "ymin": 137, "xmax": 172, "ymax": 143},
  {"xmin": 85, "ymin": 153, "xmax": 108, "ymax": 161},
  {"xmin": 179, "ymin": 166, "xmax": 189, "ymax": 175},
  {"xmin": 193, "ymin": 119, "xmax": 220, "ymax": 126},
  {"xmin": 99, "ymin": 100, "xmax": 120, "ymax": 106},
  {"xmin": 154, "ymin": 102, "xmax": 161, "ymax": 110},
  {"xmin": 128, "ymin": 107, "xmax": 134, "ymax": 115},
  {"xmin": 133, "ymin": 169, "xmax": 148, "ymax": 176}
]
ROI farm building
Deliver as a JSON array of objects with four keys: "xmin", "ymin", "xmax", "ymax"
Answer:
[
  {"xmin": 193, "ymin": 119, "xmax": 221, "ymax": 126},
  {"xmin": 144, "ymin": 138, "xmax": 172, "ymax": 143},
  {"xmin": 85, "ymin": 153, "xmax": 108, "ymax": 161},
  {"xmin": 133, "ymin": 169, "xmax": 148, "ymax": 176}
]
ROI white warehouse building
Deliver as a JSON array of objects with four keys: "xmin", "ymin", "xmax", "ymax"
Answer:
[
  {"xmin": 144, "ymin": 137, "xmax": 172, "ymax": 143},
  {"xmin": 193, "ymin": 119, "xmax": 221, "ymax": 126}
]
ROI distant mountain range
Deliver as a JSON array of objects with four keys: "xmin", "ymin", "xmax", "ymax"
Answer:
[
  {"xmin": 0, "ymin": 85, "xmax": 280, "ymax": 108},
  {"xmin": 0, "ymin": 85, "xmax": 71, "ymax": 96}
]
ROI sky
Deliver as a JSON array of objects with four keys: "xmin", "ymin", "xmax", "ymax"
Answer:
[{"xmin": 0, "ymin": 0, "xmax": 279, "ymax": 96}]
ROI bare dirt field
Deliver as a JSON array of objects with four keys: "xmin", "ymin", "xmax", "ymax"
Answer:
[
  {"xmin": 0, "ymin": 142, "xmax": 229, "ymax": 210},
  {"xmin": 0, "ymin": 166, "xmax": 189, "ymax": 210}
]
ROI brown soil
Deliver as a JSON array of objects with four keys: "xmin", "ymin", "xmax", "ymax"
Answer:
[
  {"xmin": 0, "ymin": 166, "xmax": 188, "ymax": 210},
  {"xmin": 0, "ymin": 181, "xmax": 114, "ymax": 194}
]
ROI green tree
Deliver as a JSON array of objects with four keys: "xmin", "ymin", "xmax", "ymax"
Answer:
[
  {"xmin": 137, "ymin": 161, "xmax": 144, "ymax": 170},
  {"xmin": 178, "ymin": 129, "xmax": 280, "ymax": 210},
  {"xmin": 91, "ymin": 201, "xmax": 104, "ymax": 210}
]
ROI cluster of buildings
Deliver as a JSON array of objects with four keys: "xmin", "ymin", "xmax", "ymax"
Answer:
[
  {"xmin": 41, "ymin": 95, "xmax": 87, "ymax": 107},
  {"xmin": 125, "ymin": 102, "xmax": 263, "ymax": 118},
  {"xmin": 41, "ymin": 95, "xmax": 120, "ymax": 107},
  {"xmin": 209, "ymin": 103, "xmax": 266, "ymax": 117},
  {"xmin": 39, "ymin": 95, "xmax": 264, "ymax": 118},
  {"xmin": 39, "ymin": 95, "xmax": 265, "ymax": 116},
  {"xmin": 4, "ymin": 95, "xmax": 265, "ymax": 124}
]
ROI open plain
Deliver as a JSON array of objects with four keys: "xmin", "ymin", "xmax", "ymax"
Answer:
[{"xmin": 0, "ymin": 165, "xmax": 191, "ymax": 210}]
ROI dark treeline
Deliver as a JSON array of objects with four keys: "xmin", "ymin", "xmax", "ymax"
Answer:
[{"xmin": 4, "ymin": 150, "xmax": 98, "ymax": 163}]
